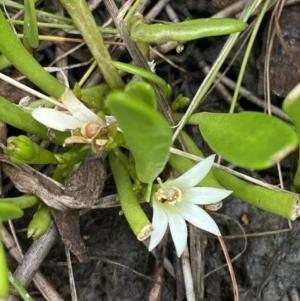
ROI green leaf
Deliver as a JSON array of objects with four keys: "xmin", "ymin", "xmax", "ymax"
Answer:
[
  {"xmin": 283, "ymin": 83, "xmax": 300, "ymax": 129},
  {"xmin": 0, "ymin": 202, "xmax": 24, "ymax": 221},
  {"xmin": 124, "ymin": 81, "xmax": 157, "ymax": 109},
  {"xmin": 107, "ymin": 82, "xmax": 172, "ymax": 183},
  {"xmin": 189, "ymin": 112, "xmax": 298, "ymax": 169},
  {"xmin": 283, "ymin": 83, "xmax": 300, "ymax": 191}
]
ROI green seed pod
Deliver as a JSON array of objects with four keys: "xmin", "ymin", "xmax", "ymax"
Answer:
[
  {"xmin": 27, "ymin": 203, "xmax": 51, "ymax": 240},
  {"xmin": 171, "ymin": 94, "xmax": 190, "ymax": 111},
  {"xmin": 5, "ymin": 135, "xmax": 59, "ymax": 164}
]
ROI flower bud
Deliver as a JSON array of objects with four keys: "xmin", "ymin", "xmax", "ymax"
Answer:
[
  {"xmin": 171, "ymin": 94, "xmax": 190, "ymax": 111},
  {"xmin": 4, "ymin": 135, "xmax": 59, "ymax": 164},
  {"xmin": 27, "ymin": 203, "xmax": 51, "ymax": 240}
]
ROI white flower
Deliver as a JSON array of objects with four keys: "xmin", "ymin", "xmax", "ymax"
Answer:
[
  {"xmin": 149, "ymin": 155, "xmax": 232, "ymax": 257},
  {"xmin": 32, "ymin": 88, "xmax": 106, "ymax": 131}
]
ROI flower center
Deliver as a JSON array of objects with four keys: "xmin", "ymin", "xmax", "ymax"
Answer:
[{"xmin": 155, "ymin": 178, "xmax": 182, "ymax": 205}]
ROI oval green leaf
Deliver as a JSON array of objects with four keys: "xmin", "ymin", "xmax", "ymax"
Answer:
[
  {"xmin": 124, "ymin": 81, "xmax": 157, "ymax": 110},
  {"xmin": 189, "ymin": 112, "xmax": 298, "ymax": 169},
  {"xmin": 0, "ymin": 202, "xmax": 24, "ymax": 221},
  {"xmin": 283, "ymin": 83, "xmax": 300, "ymax": 191},
  {"xmin": 283, "ymin": 83, "xmax": 300, "ymax": 129},
  {"xmin": 107, "ymin": 82, "xmax": 172, "ymax": 183}
]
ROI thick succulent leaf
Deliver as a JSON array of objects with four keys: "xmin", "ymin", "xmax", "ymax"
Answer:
[
  {"xmin": 283, "ymin": 83, "xmax": 300, "ymax": 129},
  {"xmin": 189, "ymin": 112, "xmax": 298, "ymax": 169},
  {"xmin": 107, "ymin": 83, "xmax": 172, "ymax": 183},
  {"xmin": 0, "ymin": 202, "xmax": 23, "ymax": 221},
  {"xmin": 283, "ymin": 83, "xmax": 300, "ymax": 191},
  {"xmin": 123, "ymin": 81, "xmax": 157, "ymax": 110}
]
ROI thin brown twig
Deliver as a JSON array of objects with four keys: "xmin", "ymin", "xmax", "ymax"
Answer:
[
  {"xmin": 148, "ymin": 229, "xmax": 169, "ymax": 301},
  {"xmin": 2, "ymin": 225, "xmax": 63, "ymax": 301},
  {"xmin": 205, "ymin": 213, "xmax": 247, "ymax": 278},
  {"xmin": 218, "ymin": 236, "xmax": 239, "ymax": 301}
]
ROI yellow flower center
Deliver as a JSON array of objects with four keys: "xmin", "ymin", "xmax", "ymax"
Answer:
[{"xmin": 155, "ymin": 178, "xmax": 182, "ymax": 205}]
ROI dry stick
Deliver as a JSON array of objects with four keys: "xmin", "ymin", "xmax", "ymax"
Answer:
[
  {"xmin": 213, "ymin": 68, "xmax": 290, "ymax": 121},
  {"xmin": 148, "ymin": 229, "xmax": 169, "ymax": 301},
  {"xmin": 181, "ymin": 246, "xmax": 196, "ymax": 301},
  {"xmin": 66, "ymin": 248, "xmax": 78, "ymax": 301},
  {"xmin": 199, "ymin": 60, "xmax": 290, "ymax": 121},
  {"xmin": 6, "ymin": 223, "xmax": 58, "ymax": 301},
  {"xmin": 213, "ymin": 0, "xmax": 248, "ymax": 18},
  {"xmin": 2, "ymin": 225, "xmax": 63, "ymax": 301},
  {"xmin": 218, "ymin": 236, "xmax": 239, "ymax": 301},
  {"xmin": 145, "ymin": 0, "xmax": 171, "ymax": 19},
  {"xmin": 198, "ymin": 60, "xmax": 243, "ymax": 112},
  {"xmin": 173, "ymin": 253, "xmax": 185, "ymax": 300},
  {"xmin": 204, "ymin": 213, "xmax": 247, "ymax": 278},
  {"xmin": 165, "ymin": 4, "xmax": 180, "ymax": 23},
  {"xmin": 189, "ymin": 225, "xmax": 206, "ymax": 300}
]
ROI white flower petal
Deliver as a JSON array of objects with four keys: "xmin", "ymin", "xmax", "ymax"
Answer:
[
  {"xmin": 61, "ymin": 89, "xmax": 105, "ymax": 126},
  {"xmin": 165, "ymin": 204, "xmax": 188, "ymax": 257},
  {"xmin": 148, "ymin": 199, "xmax": 168, "ymax": 251},
  {"xmin": 165, "ymin": 155, "xmax": 216, "ymax": 189},
  {"xmin": 181, "ymin": 187, "xmax": 232, "ymax": 205},
  {"xmin": 32, "ymin": 108, "xmax": 82, "ymax": 131},
  {"xmin": 175, "ymin": 202, "xmax": 221, "ymax": 236}
]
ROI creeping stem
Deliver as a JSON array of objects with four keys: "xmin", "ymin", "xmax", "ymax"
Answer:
[
  {"xmin": 109, "ymin": 151, "xmax": 152, "ymax": 240},
  {"xmin": 130, "ymin": 18, "xmax": 248, "ymax": 43}
]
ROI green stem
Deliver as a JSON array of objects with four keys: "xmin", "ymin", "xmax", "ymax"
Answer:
[
  {"xmin": 0, "ymin": 96, "xmax": 67, "ymax": 144},
  {"xmin": 111, "ymin": 61, "xmax": 172, "ymax": 98},
  {"xmin": 59, "ymin": 0, "xmax": 125, "ymax": 89},
  {"xmin": 0, "ymin": 0, "xmax": 72, "ymax": 23},
  {"xmin": 0, "ymin": 231, "xmax": 9, "ymax": 298},
  {"xmin": 0, "ymin": 9, "xmax": 65, "ymax": 99},
  {"xmin": 109, "ymin": 151, "xmax": 152, "ymax": 240},
  {"xmin": 10, "ymin": 19, "xmax": 118, "ymax": 34},
  {"xmin": 230, "ymin": 0, "xmax": 271, "ymax": 113},
  {"xmin": 0, "ymin": 195, "xmax": 39, "ymax": 209},
  {"xmin": 176, "ymin": 131, "xmax": 299, "ymax": 220},
  {"xmin": 8, "ymin": 272, "xmax": 34, "ymax": 301}
]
